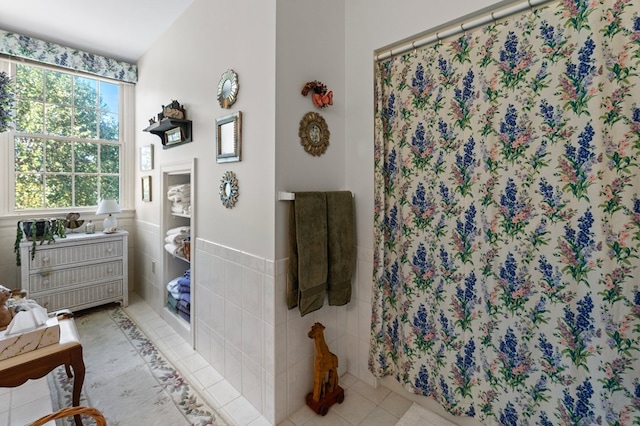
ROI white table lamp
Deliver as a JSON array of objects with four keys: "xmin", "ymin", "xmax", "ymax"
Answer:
[{"xmin": 96, "ymin": 199, "xmax": 121, "ymax": 230}]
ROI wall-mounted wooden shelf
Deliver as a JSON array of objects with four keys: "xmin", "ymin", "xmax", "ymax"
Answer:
[{"xmin": 143, "ymin": 118, "xmax": 192, "ymax": 149}]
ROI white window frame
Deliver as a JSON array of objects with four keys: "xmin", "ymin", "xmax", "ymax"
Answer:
[{"xmin": 0, "ymin": 59, "xmax": 134, "ymax": 218}]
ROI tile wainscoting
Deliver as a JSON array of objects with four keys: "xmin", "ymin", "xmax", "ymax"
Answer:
[{"xmin": 193, "ymin": 237, "xmax": 377, "ymax": 424}]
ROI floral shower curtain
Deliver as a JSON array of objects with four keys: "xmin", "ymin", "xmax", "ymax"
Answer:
[{"xmin": 371, "ymin": 1, "xmax": 640, "ymax": 424}]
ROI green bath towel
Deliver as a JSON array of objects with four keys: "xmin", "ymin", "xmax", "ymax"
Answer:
[
  {"xmin": 287, "ymin": 192, "xmax": 328, "ymax": 316},
  {"xmin": 326, "ymin": 191, "xmax": 355, "ymax": 305}
]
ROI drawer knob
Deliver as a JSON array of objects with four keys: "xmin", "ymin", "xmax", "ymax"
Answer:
[
  {"xmin": 42, "ymin": 257, "xmax": 50, "ymax": 263},
  {"xmin": 106, "ymin": 248, "xmax": 113, "ymax": 253},
  {"xmin": 107, "ymin": 267, "xmax": 113, "ymax": 273},
  {"xmin": 42, "ymin": 279, "xmax": 49, "ymax": 285}
]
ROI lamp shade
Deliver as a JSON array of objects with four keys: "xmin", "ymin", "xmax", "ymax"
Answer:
[
  {"xmin": 96, "ymin": 199, "xmax": 121, "ymax": 230},
  {"xmin": 96, "ymin": 199, "xmax": 121, "ymax": 215}
]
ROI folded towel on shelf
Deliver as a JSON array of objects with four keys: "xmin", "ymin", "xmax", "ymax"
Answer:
[
  {"xmin": 166, "ymin": 277, "xmax": 181, "ymax": 299},
  {"xmin": 287, "ymin": 192, "xmax": 327, "ymax": 316},
  {"xmin": 165, "ymin": 233, "xmax": 187, "ymax": 246},
  {"xmin": 177, "ymin": 297, "xmax": 190, "ymax": 321},
  {"xmin": 168, "ymin": 184, "xmax": 191, "ymax": 204},
  {"xmin": 171, "ymin": 204, "xmax": 191, "ymax": 214},
  {"xmin": 164, "ymin": 243, "xmax": 185, "ymax": 258},
  {"xmin": 179, "ymin": 292, "xmax": 190, "ymax": 304},
  {"xmin": 168, "ymin": 183, "xmax": 190, "ymax": 196},
  {"xmin": 326, "ymin": 191, "xmax": 355, "ymax": 306},
  {"xmin": 166, "ymin": 226, "xmax": 190, "ymax": 236},
  {"xmin": 167, "ymin": 293, "xmax": 179, "ymax": 312},
  {"xmin": 178, "ymin": 281, "xmax": 190, "ymax": 294},
  {"xmin": 177, "ymin": 310, "xmax": 190, "ymax": 322}
]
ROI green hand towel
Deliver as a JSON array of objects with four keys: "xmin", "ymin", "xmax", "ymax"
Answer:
[
  {"xmin": 287, "ymin": 192, "xmax": 328, "ymax": 316},
  {"xmin": 326, "ymin": 191, "xmax": 355, "ymax": 306}
]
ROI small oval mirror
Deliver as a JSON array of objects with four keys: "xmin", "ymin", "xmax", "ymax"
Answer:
[
  {"xmin": 217, "ymin": 69, "xmax": 239, "ymax": 109},
  {"xmin": 219, "ymin": 171, "xmax": 239, "ymax": 208}
]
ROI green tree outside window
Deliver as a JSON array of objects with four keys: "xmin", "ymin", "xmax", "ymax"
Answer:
[{"xmin": 13, "ymin": 64, "xmax": 121, "ymax": 210}]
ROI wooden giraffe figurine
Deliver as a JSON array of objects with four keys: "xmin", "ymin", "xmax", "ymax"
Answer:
[{"xmin": 306, "ymin": 322, "xmax": 344, "ymax": 415}]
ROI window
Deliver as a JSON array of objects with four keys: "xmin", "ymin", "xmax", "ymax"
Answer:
[{"xmin": 12, "ymin": 63, "xmax": 122, "ymax": 210}]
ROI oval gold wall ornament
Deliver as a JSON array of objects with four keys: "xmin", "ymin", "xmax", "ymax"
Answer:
[
  {"xmin": 299, "ymin": 111, "xmax": 329, "ymax": 156},
  {"xmin": 219, "ymin": 171, "xmax": 239, "ymax": 208},
  {"xmin": 217, "ymin": 69, "xmax": 239, "ymax": 109}
]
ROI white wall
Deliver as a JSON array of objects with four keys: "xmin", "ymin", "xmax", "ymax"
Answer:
[
  {"xmin": 135, "ymin": 0, "xmax": 277, "ymax": 261},
  {"xmin": 130, "ymin": 0, "xmax": 519, "ymax": 423}
]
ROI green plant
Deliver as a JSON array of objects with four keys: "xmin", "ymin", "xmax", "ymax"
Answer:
[
  {"xmin": 14, "ymin": 218, "xmax": 67, "ymax": 266},
  {"xmin": 0, "ymin": 71, "xmax": 14, "ymax": 133}
]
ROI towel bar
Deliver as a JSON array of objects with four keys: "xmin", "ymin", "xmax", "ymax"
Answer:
[{"xmin": 277, "ymin": 191, "xmax": 354, "ymax": 200}]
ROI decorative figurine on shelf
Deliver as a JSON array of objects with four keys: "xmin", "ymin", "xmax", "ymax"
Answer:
[
  {"xmin": 301, "ymin": 80, "xmax": 333, "ymax": 108},
  {"xmin": 63, "ymin": 212, "xmax": 84, "ymax": 233},
  {"xmin": 148, "ymin": 117, "xmax": 156, "ymax": 125},
  {"xmin": 85, "ymin": 220, "xmax": 95, "ymax": 234},
  {"xmin": 162, "ymin": 100, "xmax": 186, "ymax": 119},
  {"xmin": 306, "ymin": 322, "xmax": 344, "ymax": 416}
]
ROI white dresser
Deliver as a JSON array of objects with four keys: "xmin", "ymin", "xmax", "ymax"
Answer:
[{"xmin": 20, "ymin": 231, "xmax": 128, "ymax": 312}]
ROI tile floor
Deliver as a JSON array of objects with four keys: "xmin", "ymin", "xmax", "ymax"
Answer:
[{"xmin": 0, "ymin": 294, "xmax": 416, "ymax": 426}]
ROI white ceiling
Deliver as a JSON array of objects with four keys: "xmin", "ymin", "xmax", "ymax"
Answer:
[{"xmin": 0, "ymin": 0, "xmax": 195, "ymax": 63}]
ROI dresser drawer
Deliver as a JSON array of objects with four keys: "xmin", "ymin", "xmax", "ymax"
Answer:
[
  {"xmin": 28, "ymin": 239, "xmax": 123, "ymax": 270},
  {"xmin": 32, "ymin": 280, "xmax": 123, "ymax": 313},
  {"xmin": 29, "ymin": 260, "xmax": 123, "ymax": 293}
]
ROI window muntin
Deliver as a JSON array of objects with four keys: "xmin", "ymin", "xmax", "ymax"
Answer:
[{"xmin": 12, "ymin": 64, "xmax": 121, "ymax": 210}]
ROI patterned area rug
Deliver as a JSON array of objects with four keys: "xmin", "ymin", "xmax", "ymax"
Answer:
[{"xmin": 47, "ymin": 305, "xmax": 227, "ymax": 425}]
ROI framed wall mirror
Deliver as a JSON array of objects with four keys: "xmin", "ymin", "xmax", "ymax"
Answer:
[
  {"xmin": 299, "ymin": 111, "xmax": 329, "ymax": 156},
  {"xmin": 216, "ymin": 111, "xmax": 242, "ymax": 163},
  {"xmin": 217, "ymin": 69, "xmax": 239, "ymax": 109}
]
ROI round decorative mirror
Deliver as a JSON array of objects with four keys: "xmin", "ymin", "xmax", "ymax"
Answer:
[
  {"xmin": 217, "ymin": 69, "xmax": 239, "ymax": 109},
  {"xmin": 219, "ymin": 171, "xmax": 239, "ymax": 208},
  {"xmin": 299, "ymin": 111, "xmax": 329, "ymax": 156}
]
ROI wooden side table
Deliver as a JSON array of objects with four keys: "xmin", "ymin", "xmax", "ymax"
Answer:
[{"xmin": 0, "ymin": 318, "xmax": 85, "ymax": 425}]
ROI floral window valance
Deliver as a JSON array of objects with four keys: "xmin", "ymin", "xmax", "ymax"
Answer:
[{"xmin": 0, "ymin": 29, "xmax": 137, "ymax": 84}]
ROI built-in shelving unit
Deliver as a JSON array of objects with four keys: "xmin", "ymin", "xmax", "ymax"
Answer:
[{"xmin": 160, "ymin": 159, "xmax": 196, "ymax": 346}]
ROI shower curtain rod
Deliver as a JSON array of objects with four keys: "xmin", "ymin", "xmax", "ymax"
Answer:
[{"xmin": 374, "ymin": 0, "xmax": 555, "ymax": 62}]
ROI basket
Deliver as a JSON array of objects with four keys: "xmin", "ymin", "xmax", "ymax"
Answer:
[
  {"xmin": 183, "ymin": 241, "xmax": 191, "ymax": 261},
  {"xmin": 30, "ymin": 406, "xmax": 106, "ymax": 426}
]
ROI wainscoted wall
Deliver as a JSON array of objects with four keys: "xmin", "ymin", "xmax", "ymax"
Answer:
[
  {"xmin": 132, "ymin": 220, "xmax": 161, "ymax": 306},
  {"xmin": 193, "ymin": 237, "xmax": 376, "ymax": 423}
]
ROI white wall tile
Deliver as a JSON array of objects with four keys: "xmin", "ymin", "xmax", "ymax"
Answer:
[
  {"xmin": 263, "ymin": 275, "xmax": 275, "ymax": 326},
  {"xmin": 195, "ymin": 319, "xmax": 211, "ymax": 363},
  {"xmin": 275, "ymin": 371, "xmax": 288, "ymax": 423},
  {"xmin": 211, "ymin": 293, "xmax": 225, "ymax": 335},
  {"xmin": 263, "ymin": 322, "xmax": 275, "ymax": 372},
  {"xmin": 195, "ymin": 283, "xmax": 212, "ymax": 325},
  {"xmin": 242, "ymin": 311, "xmax": 263, "ymax": 366},
  {"xmin": 225, "ymin": 261, "xmax": 243, "ymax": 305},
  {"xmin": 274, "ymin": 273, "xmax": 288, "ymax": 326},
  {"xmin": 225, "ymin": 300, "xmax": 242, "ymax": 349},
  {"xmin": 210, "ymin": 329, "xmax": 225, "ymax": 372},
  {"xmin": 275, "ymin": 323, "xmax": 287, "ymax": 375},
  {"xmin": 225, "ymin": 342, "xmax": 242, "ymax": 391},
  {"xmin": 211, "ymin": 255, "xmax": 226, "ymax": 296},
  {"xmin": 242, "ymin": 266, "xmax": 263, "ymax": 316},
  {"xmin": 263, "ymin": 371, "xmax": 276, "ymax": 424},
  {"xmin": 358, "ymin": 258, "xmax": 374, "ymax": 305},
  {"xmin": 286, "ymin": 357, "xmax": 314, "ymax": 417},
  {"xmin": 242, "ymin": 354, "xmax": 263, "ymax": 412},
  {"xmin": 286, "ymin": 312, "xmax": 315, "ymax": 368}
]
